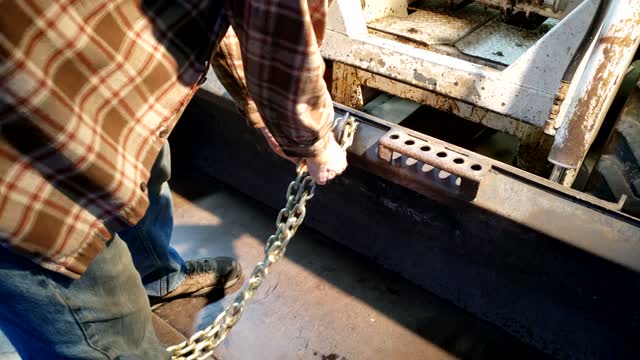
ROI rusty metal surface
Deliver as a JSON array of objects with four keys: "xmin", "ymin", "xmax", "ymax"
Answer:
[
  {"xmin": 455, "ymin": 18, "xmax": 559, "ymax": 65},
  {"xmin": 544, "ymin": 81, "xmax": 570, "ymax": 136},
  {"xmin": 378, "ymin": 130, "xmax": 491, "ymax": 198},
  {"xmin": 171, "ymin": 93, "xmax": 640, "ymax": 359},
  {"xmin": 369, "ymin": 3, "xmax": 498, "ymax": 46},
  {"xmin": 550, "ymin": 0, "xmax": 640, "ymax": 180},
  {"xmin": 332, "ymin": 102, "xmax": 640, "ymax": 271},
  {"xmin": 197, "ymin": 71, "xmax": 640, "ymax": 269}
]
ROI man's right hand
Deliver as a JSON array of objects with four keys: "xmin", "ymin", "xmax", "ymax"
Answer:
[{"xmin": 304, "ymin": 136, "xmax": 347, "ymax": 185}]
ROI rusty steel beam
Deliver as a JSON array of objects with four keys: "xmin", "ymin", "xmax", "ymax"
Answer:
[
  {"xmin": 173, "ymin": 90, "xmax": 640, "ymax": 359},
  {"xmin": 548, "ymin": 0, "xmax": 640, "ymax": 185},
  {"xmin": 378, "ymin": 130, "xmax": 492, "ymax": 199},
  {"xmin": 336, "ymin": 103, "xmax": 640, "ymax": 273},
  {"xmin": 197, "ymin": 66, "xmax": 640, "ymax": 271}
]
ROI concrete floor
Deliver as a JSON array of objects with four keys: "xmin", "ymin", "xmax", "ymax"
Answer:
[{"xmin": 153, "ymin": 175, "xmax": 547, "ymax": 360}]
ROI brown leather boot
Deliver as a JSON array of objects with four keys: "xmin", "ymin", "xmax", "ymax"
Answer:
[{"xmin": 149, "ymin": 257, "xmax": 241, "ymax": 309}]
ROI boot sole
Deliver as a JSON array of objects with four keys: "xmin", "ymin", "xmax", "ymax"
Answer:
[{"xmin": 150, "ymin": 274, "xmax": 241, "ymax": 311}]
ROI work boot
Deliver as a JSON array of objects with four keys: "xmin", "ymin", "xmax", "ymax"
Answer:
[{"xmin": 150, "ymin": 257, "xmax": 241, "ymax": 309}]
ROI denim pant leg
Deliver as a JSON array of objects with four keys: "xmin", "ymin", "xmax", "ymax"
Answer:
[
  {"xmin": 0, "ymin": 236, "xmax": 170, "ymax": 360},
  {"xmin": 119, "ymin": 142, "xmax": 186, "ymax": 297}
]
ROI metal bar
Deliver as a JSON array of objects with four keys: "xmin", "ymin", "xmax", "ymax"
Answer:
[
  {"xmin": 333, "ymin": 102, "xmax": 640, "ymax": 272},
  {"xmin": 195, "ymin": 63, "xmax": 640, "ymax": 271},
  {"xmin": 177, "ymin": 92, "xmax": 640, "ymax": 359},
  {"xmin": 548, "ymin": 0, "xmax": 640, "ymax": 184},
  {"xmin": 351, "ymin": 67, "xmax": 543, "ymax": 138},
  {"xmin": 378, "ymin": 129, "xmax": 491, "ymax": 198}
]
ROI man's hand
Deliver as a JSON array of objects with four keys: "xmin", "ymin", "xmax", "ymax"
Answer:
[{"xmin": 304, "ymin": 136, "xmax": 347, "ymax": 185}]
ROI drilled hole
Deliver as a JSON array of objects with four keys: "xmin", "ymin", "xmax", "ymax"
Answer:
[
  {"xmin": 437, "ymin": 152, "xmax": 447, "ymax": 158},
  {"xmin": 471, "ymin": 164, "xmax": 482, "ymax": 171},
  {"xmin": 404, "ymin": 140, "xmax": 415, "ymax": 146},
  {"xmin": 390, "ymin": 134, "xmax": 400, "ymax": 140},
  {"xmin": 420, "ymin": 145, "xmax": 431, "ymax": 151},
  {"xmin": 453, "ymin": 158, "xmax": 464, "ymax": 164}
]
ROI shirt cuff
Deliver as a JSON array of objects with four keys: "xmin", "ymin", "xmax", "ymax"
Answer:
[{"xmin": 279, "ymin": 120, "xmax": 333, "ymax": 158}]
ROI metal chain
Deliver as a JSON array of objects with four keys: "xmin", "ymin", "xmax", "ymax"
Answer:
[{"xmin": 167, "ymin": 114, "xmax": 357, "ymax": 360}]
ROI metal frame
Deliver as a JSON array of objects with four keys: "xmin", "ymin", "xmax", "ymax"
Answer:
[
  {"xmin": 338, "ymin": 66, "xmax": 541, "ymax": 138},
  {"xmin": 323, "ymin": 0, "xmax": 640, "ymax": 186},
  {"xmin": 200, "ymin": 60, "xmax": 640, "ymax": 272},
  {"xmin": 175, "ymin": 86, "xmax": 640, "ymax": 358},
  {"xmin": 336, "ymin": 103, "xmax": 640, "ymax": 271},
  {"xmin": 323, "ymin": 0, "xmax": 600, "ymax": 127}
]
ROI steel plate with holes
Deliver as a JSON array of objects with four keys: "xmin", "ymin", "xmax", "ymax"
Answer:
[
  {"xmin": 378, "ymin": 130, "xmax": 491, "ymax": 198},
  {"xmin": 455, "ymin": 18, "xmax": 560, "ymax": 65},
  {"xmin": 369, "ymin": 3, "xmax": 498, "ymax": 46}
]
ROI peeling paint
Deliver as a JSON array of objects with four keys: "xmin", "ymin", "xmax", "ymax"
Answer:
[{"xmin": 550, "ymin": 3, "xmax": 640, "ymax": 171}]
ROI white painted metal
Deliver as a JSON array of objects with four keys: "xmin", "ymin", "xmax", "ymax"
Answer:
[
  {"xmin": 352, "ymin": 68, "xmax": 539, "ymax": 138},
  {"xmin": 499, "ymin": 0, "xmax": 599, "ymax": 94},
  {"xmin": 363, "ymin": 0, "xmax": 408, "ymax": 22},
  {"xmin": 325, "ymin": 0, "xmax": 640, "ymax": 183},
  {"xmin": 327, "ymin": 0, "xmax": 368, "ymax": 36},
  {"xmin": 322, "ymin": 0, "xmax": 599, "ymax": 127},
  {"xmin": 549, "ymin": 0, "xmax": 640, "ymax": 183}
]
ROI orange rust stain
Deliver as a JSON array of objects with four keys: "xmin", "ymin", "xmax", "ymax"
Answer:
[{"xmin": 559, "ymin": 14, "xmax": 640, "ymax": 164}]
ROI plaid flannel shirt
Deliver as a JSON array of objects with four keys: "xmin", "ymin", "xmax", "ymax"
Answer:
[{"xmin": 0, "ymin": 0, "xmax": 334, "ymax": 278}]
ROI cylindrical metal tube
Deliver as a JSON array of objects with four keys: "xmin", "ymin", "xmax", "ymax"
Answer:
[{"xmin": 548, "ymin": 0, "xmax": 640, "ymax": 179}]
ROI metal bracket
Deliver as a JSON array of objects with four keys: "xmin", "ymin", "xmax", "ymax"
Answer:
[{"xmin": 378, "ymin": 130, "xmax": 491, "ymax": 199}]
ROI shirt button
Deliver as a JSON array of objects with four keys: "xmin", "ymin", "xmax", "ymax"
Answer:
[
  {"xmin": 140, "ymin": 182, "xmax": 147, "ymax": 192},
  {"xmin": 158, "ymin": 128, "xmax": 169, "ymax": 138}
]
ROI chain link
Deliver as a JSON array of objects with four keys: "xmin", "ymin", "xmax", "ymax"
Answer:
[{"xmin": 167, "ymin": 114, "xmax": 357, "ymax": 360}]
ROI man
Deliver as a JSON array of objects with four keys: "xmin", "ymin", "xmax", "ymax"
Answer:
[{"xmin": 0, "ymin": 0, "xmax": 346, "ymax": 358}]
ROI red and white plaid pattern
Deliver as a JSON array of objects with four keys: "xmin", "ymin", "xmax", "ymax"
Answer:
[{"xmin": 0, "ymin": 0, "xmax": 334, "ymax": 278}]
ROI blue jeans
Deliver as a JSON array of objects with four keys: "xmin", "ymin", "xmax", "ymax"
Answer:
[
  {"xmin": 0, "ymin": 143, "xmax": 185, "ymax": 358},
  {"xmin": 119, "ymin": 143, "xmax": 186, "ymax": 297},
  {"xmin": 0, "ymin": 236, "xmax": 170, "ymax": 359}
]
